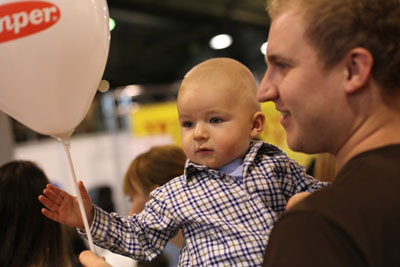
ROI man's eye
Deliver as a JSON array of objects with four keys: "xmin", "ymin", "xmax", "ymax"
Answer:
[
  {"xmin": 276, "ymin": 62, "xmax": 288, "ymax": 70},
  {"xmin": 182, "ymin": 121, "xmax": 193, "ymax": 128},
  {"xmin": 210, "ymin": 117, "xmax": 223, "ymax": 124}
]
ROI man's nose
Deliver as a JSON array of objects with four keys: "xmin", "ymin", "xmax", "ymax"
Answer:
[{"xmin": 257, "ymin": 68, "xmax": 278, "ymax": 102}]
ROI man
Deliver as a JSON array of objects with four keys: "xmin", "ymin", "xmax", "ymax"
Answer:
[{"xmin": 259, "ymin": 0, "xmax": 400, "ymax": 266}]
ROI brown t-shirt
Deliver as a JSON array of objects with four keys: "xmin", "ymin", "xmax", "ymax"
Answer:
[{"xmin": 263, "ymin": 145, "xmax": 400, "ymax": 267}]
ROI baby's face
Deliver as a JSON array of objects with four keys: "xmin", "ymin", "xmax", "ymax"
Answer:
[{"xmin": 178, "ymin": 83, "xmax": 254, "ymax": 169}]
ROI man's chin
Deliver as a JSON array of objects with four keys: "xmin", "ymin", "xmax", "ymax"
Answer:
[
  {"xmin": 287, "ymin": 138, "xmax": 322, "ymax": 155},
  {"xmin": 287, "ymin": 136, "xmax": 307, "ymax": 154}
]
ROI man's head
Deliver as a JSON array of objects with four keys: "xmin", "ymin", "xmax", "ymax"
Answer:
[
  {"xmin": 177, "ymin": 57, "xmax": 265, "ymax": 168},
  {"xmin": 267, "ymin": 0, "xmax": 400, "ymax": 91},
  {"xmin": 258, "ymin": 0, "xmax": 400, "ymax": 158}
]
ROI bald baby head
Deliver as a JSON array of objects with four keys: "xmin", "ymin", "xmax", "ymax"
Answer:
[{"xmin": 178, "ymin": 58, "xmax": 261, "ymax": 113}]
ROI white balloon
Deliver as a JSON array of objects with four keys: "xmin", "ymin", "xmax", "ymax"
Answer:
[{"xmin": 0, "ymin": 0, "xmax": 110, "ymax": 139}]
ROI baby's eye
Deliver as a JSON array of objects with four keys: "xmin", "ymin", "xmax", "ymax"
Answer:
[
  {"xmin": 181, "ymin": 121, "xmax": 194, "ymax": 128},
  {"xmin": 210, "ymin": 117, "xmax": 223, "ymax": 124}
]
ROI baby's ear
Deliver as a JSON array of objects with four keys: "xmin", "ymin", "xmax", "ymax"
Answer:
[{"xmin": 250, "ymin": 111, "xmax": 265, "ymax": 138}]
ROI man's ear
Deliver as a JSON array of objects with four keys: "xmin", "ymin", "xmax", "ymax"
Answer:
[
  {"xmin": 344, "ymin": 47, "xmax": 373, "ymax": 94},
  {"xmin": 250, "ymin": 111, "xmax": 265, "ymax": 138}
]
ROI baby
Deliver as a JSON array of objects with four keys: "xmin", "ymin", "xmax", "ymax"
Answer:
[{"xmin": 40, "ymin": 57, "xmax": 327, "ymax": 266}]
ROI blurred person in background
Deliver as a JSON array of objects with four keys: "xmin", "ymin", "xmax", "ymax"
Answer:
[
  {"xmin": 0, "ymin": 160, "xmax": 76, "ymax": 267},
  {"xmin": 123, "ymin": 144, "xmax": 186, "ymax": 267}
]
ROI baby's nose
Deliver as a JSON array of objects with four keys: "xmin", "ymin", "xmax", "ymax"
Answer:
[{"xmin": 193, "ymin": 123, "xmax": 209, "ymax": 140}]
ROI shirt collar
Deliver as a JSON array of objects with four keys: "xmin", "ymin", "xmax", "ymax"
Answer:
[
  {"xmin": 218, "ymin": 158, "xmax": 244, "ymax": 177},
  {"xmin": 183, "ymin": 140, "xmax": 268, "ymax": 183}
]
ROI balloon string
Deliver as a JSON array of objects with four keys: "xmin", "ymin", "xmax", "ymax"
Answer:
[{"xmin": 60, "ymin": 138, "xmax": 96, "ymax": 254}]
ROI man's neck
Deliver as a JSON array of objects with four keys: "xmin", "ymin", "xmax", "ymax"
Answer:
[{"xmin": 335, "ymin": 104, "xmax": 400, "ymax": 169}]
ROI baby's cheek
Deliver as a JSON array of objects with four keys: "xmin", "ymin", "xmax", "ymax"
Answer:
[
  {"xmin": 224, "ymin": 139, "xmax": 250, "ymax": 158},
  {"xmin": 182, "ymin": 144, "xmax": 192, "ymax": 158}
]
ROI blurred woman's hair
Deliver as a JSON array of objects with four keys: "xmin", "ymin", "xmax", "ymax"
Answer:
[
  {"xmin": 124, "ymin": 145, "xmax": 187, "ymax": 195},
  {"xmin": 0, "ymin": 160, "xmax": 73, "ymax": 267}
]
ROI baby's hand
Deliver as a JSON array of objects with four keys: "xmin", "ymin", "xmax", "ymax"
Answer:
[
  {"xmin": 39, "ymin": 181, "xmax": 93, "ymax": 229},
  {"xmin": 286, "ymin": 192, "xmax": 311, "ymax": 211}
]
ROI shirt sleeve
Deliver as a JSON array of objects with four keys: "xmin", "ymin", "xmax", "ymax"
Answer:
[
  {"xmin": 78, "ymin": 189, "xmax": 179, "ymax": 261},
  {"xmin": 263, "ymin": 211, "xmax": 365, "ymax": 267},
  {"xmin": 281, "ymin": 156, "xmax": 329, "ymax": 198}
]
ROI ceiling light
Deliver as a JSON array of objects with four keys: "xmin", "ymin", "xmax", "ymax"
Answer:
[
  {"xmin": 209, "ymin": 34, "xmax": 232, "ymax": 50},
  {"xmin": 260, "ymin": 42, "xmax": 268, "ymax": 55}
]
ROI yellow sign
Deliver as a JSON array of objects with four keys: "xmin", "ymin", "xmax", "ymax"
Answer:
[
  {"xmin": 131, "ymin": 102, "xmax": 182, "ymax": 145},
  {"xmin": 131, "ymin": 101, "xmax": 314, "ymax": 167}
]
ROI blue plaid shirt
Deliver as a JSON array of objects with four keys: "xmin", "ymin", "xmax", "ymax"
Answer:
[{"xmin": 82, "ymin": 141, "xmax": 327, "ymax": 266}]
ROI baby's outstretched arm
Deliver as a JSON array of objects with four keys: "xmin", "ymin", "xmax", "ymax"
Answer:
[{"xmin": 39, "ymin": 181, "xmax": 93, "ymax": 230}]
